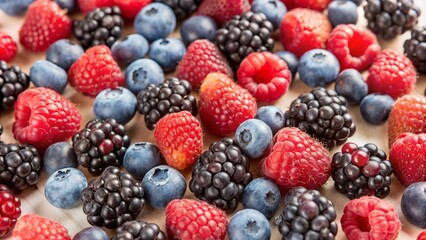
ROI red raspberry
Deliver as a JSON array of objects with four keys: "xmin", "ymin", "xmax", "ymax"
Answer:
[
  {"xmin": 165, "ymin": 199, "xmax": 228, "ymax": 240},
  {"xmin": 197, "ymin": 0, "xmax": 251, "ymax": 25},
  {"xmin": 19, "ymin": 0, "xmax": 71, "ymax": 52},
  {"xmin": 78, "ymin": 0, "xmax": 115, "ymax": 14},
  {"xmin": 154, "ymin": 111, "xmax": 203, "ymax": 170},
  {"xmin": 327, "ymin": 24, "xmax": 381, "ymax": 71},
  {"xmin": 366, "ymin": 49, "xmax": 416, "ymax": 99},
  {"xmin": 176, "ymin": 40, "xmax": 233, "ymax": 89},
  {"xmin": 281, "ymin": 0, "xmax": 295, "ymax": 9},
  {"xmin": 199, "ymin": 72, "xmax": 257, "ymax": 136},
  {"xmin": 12, "ymin": 214, "xmax": 71, "ymax": 240},
  {"xmin": 341, "ymin": 196, "xmax": 401, "ymax": 240},
  {"xmin": 260, "ymin": 127, "xmax": 331, "ymax": 192},
  {"xmin": 12, "ymin": 87, "xmax": 81, "ymax": 152},
  {"xmin": 389, "ymin": 133, "xmax": 426, "ymax": 186},
  {"xmin": 68, "ymin": 45, "xmax": 124, "ymax": 97},
  {"xmin": 114, "ymin": 0, "xmax": 152, "ymax": 19},
  {"xmin": 418, "ymin": 230, "xmax": 426, "ymax": 240},
  {"xmin": 0, "ymin": 32, "xmax": 17, "ymax": 62},
  {"xmin": 280, "ymin": 8, "xmax": 331, "ymax": 58},
  {"xmin": 237, "ymin": 52, "xmax": 292, "ymax": 103},
  {"xmin": 387, "ymin": 95, "xmax": 426, "ymax": 147},
  {"xmin": 0, "ymin": 191, "xmax": 21, "ymax": 237}
]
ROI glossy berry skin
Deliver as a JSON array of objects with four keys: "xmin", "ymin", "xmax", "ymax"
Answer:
[
  {"xmin": 298, "ymin": 49, "xmax": 340, "ymax": 87},
  {"xmin": 142, "ymin": 165, "xmax": 186, "ymax": 209},
  {"xmin": 0, "ymin": 32, "xmax": 17, "ymax": 62},
  {"xmin": 227, "ymin": 209, "xmax": 271, "ymax": 240},
  {"xmin": 197, "ymin": 0, "xmax": 250, "ymax": 25},
  {"xmin": 123, "ymin": 142, "xmax": 162, "ymax": 179},
  {"xmin": 46, "ymin": 39, "xmax": 84, "ymax": 71},
  {"xmin": 93, "ymin": 87, "xmax": 137, "ymax": 125},
  {"xmin": 43, "ymin": 142, "xmax": 78, "ymax": 176},
  {"xmin": 0, "ymin": 191, "xmax": 21, "ymax": 237},
  {"xmin": 404, "ymin": 26, "xmax": 426, "ymax": 74},
  {"xmin": 134, "ymin": 3, "xmax": 176, "ymax": 43},
  {"xmin": 401, "ymin": 181, "xmax": 426, "ymax": 229},
  {"xmin": 419, "ymin": 230, "xmax": 426, "ymax": 240},
  {"xmin": 125, "ymin": 58, "xmax": 164, "ymax": 94},
  {"xmin": 29, "ymin": 60, "xmax": 68, "ymax": 93},
  {"xmin": 235, "ymin": 119, "xmax": 273, "ymax": 159},
  {"xmin": 242, "ymin": 178, "xmax": 280, "ymax": 219},
  {"xmin": 251, "ymin": 0, "xmax": 287, "ymax": 29},
  {"xmin": 44, "ymin": 168, "xmax": 88, "ymax": 209},
  {"xmin": 254, "ymin": 106, "xmax": 285, "ymax": 135},
  {"xmin": 12, "ymin": 214, "xmax": 71, "ymax": 239},
  {"xmin": 335, "ymin": 69, "xmax": 368, "ymax": 105},
  {"xmin": 111, "ymin": 34, "xmax": 149, "ymax": 66},
  {"xmin": 0, "ymin": 0, "xmax": 32, "ymax": 15},
  {"xmin": 180, "ymin": 16, "xmax": 217, "ymax": 46},
  {"xmin": 73, "ymin": 227, "xmax": 109, "ymax": 240},
  {"xmin": 327, "ymin": 0, "xmax": 358, "ymax": 27},
  {"xmin": 275, "ymin": 51, "xmax": 298, "ymax": 80},
  {"xmin": 360, "ymin": 94, "xmax": 394, "ymax": 125},
  {"xmin": 113, "ymin": 220, "xmax": 165, "ymax": 240},
  {"xmin": 149, "ymin": 38, "xmax": 186, "ymax": 73}
]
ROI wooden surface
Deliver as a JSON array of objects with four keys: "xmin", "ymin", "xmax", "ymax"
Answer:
[{"xmin": 0, "ymin": 2, "xmax": 426, "ymax": 239}]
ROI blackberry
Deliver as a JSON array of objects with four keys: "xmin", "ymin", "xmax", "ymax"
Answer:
[
  {"xmin": 82, "ymin": 166, "xmax": 145, "ymax": 229},
  {"xmin": 154, "ymin": 0, "xmax": 202, "ymax": 20},
  {"xmin": 284, "ymin": 87, "xmax": 356, "ymax": 149},
  {"xmin": 331, "ymin": 142, "xmax": 393, "ymax": 199},
  {"xmin": 136, "ymin": 77, "xmax": 197, "ymax": 130},
  {"xmin": 72, "ymin": 118, "xmax": 130, "ymax": 175},
  {"xmin": 276, "ymin": 187, "xmax": 338, "ymax": 240},
  {"xmin": 364, "ymin": 0, "xmax": 421, "ymax": 39},
  {"xmin": 189, "ymin": 138, "xmax": 253, "ymax": 212},
  {"xmin": 0, "ymin": 61, "xmax": 30, "ymax": 111},
  {"xmin": 112, "ymin": 220, "xmax": 166, "ymax": 240},
  {"xmin": 0, "ymin": 142, "xmax": 41, "ymax": 191},
  {"xmin": 73, "ymin": 6, "xmax": 124, "ymax": 49},
  {"xmin": 404, "ymin": 25, "xmax": 426, "ymax": 74},
  {"xmin": 214, "ymin": 11, "xmax": 274, "ymax": 70}
]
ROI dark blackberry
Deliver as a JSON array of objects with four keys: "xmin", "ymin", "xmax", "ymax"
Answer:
[
  {"xmin": 364, "ymin": 0, "xmax": 421, "ymax": 39},
  {"xmin": 284, "ymin": 87, "xmax": 356, "ymax": 149},
  {"xmin": 275, "ymin": 187, "xmax": 338, "ymax": 240},
  {"xmin": 331, "ymin": 142, "xmax": 393, "ymax": 199},
  {"xmin": 136, "ymin": 77, "xmax": 197, "ymax": 130},
  {"xmin": 112, "ymin": 220, "xmax": 166, "ymax": 240},
  {"xmin": 404, "ymin": 25, "xmax": 426, "ymax": 74},
  {"xmin": 82, "ymin": 166, "xmax": 145, "ymax": 229},
  {"xmin": 0, "ymin": 61, "xmax": 30, "ymax": 111},
  {"xmin": 189, "ymin": 137, "xmax": 253, "ymax": 212},
  {"xmin": 0, "ymin": 142, "xmax": 41, "ymax": 191},
  {"xmin": 214, "ymin": 11, "xmax": 274, "ymax": 70},
  {"xmin": 72, "ymin": 118, "xmax": 130, "ymax": 175},
  {"xmin": 154, "ymin": 0, "xmax": 202, "ymax": 20},
  {"xmin": 73, "ymin": 6, "xmax": 124, "ymax": 49}
]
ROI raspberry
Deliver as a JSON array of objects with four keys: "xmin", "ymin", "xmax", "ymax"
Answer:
[
  {"xmin": 199, "ymin": 72, "xmax": 257, "ymax": 136},
  {"xmin": 326, "ymin": 24, "xmax": 381, "ymax": 71},
  {"xmin": 389, "ymin": 133, "xmax": 426, "ymax": 186},
  {"xmin": 196, "ymin": 0, "xmax": 251, "ymax": 25},
  {"xmin": 19, "ymin": 0, "xmax": 71, "ymax": 52},
  {"xmin": 12, "ymin": 214, "xmax": 71, "ymax": 239},
  {"xmin": 280, "ymin": 8, "xmax": 331, "ymax": 58},
  {"xmin": 366, "ymin": 49, "xmax": 416, "ymax": 99},
  {"xmin": 387, "ymin": 95, "xmax": 426, "ymax": 147},
  {"xmin": 0, "ymin": 190, "xmax": 21, "ymax": 237},
  {"xmin": 12, "ymin": 87, "xmax": 81, "ymax": 151},
  {"xmin": 176, "ymin": 40, "xmax": 233, "ymax": 89},
  {"xmin": 114, "ymin": 0, "xmax": 152, "ymax": 19},
  {"xmin": 68, "ymin": 45, "xmax": 124, "ymax": 97},
  {"xmin": 0, "ymin": 32, "xmax": 17, "ymax": 62},
  {"xmin": 418, "ymin": 230, "xmax": 426, "ymax": 240},
  {"xmin": 165, "ymin": 199, "xmax": 228, "ymax": 240},
  {"xmin": 341, "ymin": 196, "xmax": 401, "ymax": 240},
  {"xmin": 154, "ymin": 111, "xmax": 203, "ymax": 170},
  {"xmin": 78, "ymin": 0, "xmax": 114, "ymax": 14},
  {"xmin": 237, "ymin": 52, "xmax": 292, "ymax": 102},
  {"xmin": 291, "ymin": 0, "xmax": 332, "ymax": 11},
  {"xmin": 260, "ymin": 127, "xmax": 331, "ymax": 192}
]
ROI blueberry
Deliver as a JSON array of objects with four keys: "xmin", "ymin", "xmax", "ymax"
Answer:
[
  {"xmin": 298, "ymin": 49, "xmax": 340, "ymax": 87},
  {"xmin": 46, "ymin": 39, "xmax": 84, "ymax": 71},
  {"xmin": 242, "ymin": 178, "xmax": 281, "ymax": 219},
  {"xmin": 235, "ymin": 119, "xmax": 273, "ymax": 159},
  {"xmin": 44, "ymin": 168, "xmax": 88, "ymax": 209},
  {"xmin": 43, "ymin": 142, "xmax": 78, "ymax": 176},
  {"xmin": 149, "ymin": 38, "xmax": 186, "ymax": 73},
  {"xmin": 30, "ymin": 60, "xmax": 68, "ymax": 93},
  {"xmin": 93, "ymin": 87, "xmax": 137, "ymax": 125},
  {"xmin": 0, "ymin": 0, "xmax": 32, "ymax": 16},
  {"xmin": 254, "ymin": 106, "xmax": 285, "ymax": 135},
  {"xmin": 327, "ymin": 0, "xmax": 358, "ymax": 27},
  {"xmin": 125, "ymin": 58, "xmax": 164, "ymax": 94},
  {"xmin": 142, "ymin": 165, "xmax": 186, "ymax": 209},
  {"xmin": 134, "ymin": 3, "xmax": 176, "ymax": 42},
  {"xmin": 335, "ymin": 69, "xmax": 368, "ymax": 105},
  {"xmin": 54, "ymin": 0, "xmax": 75, "ymax": 12},
  {"xmin": 227, "ymin": 209, "xmax": 271, "ymax": 240},
  {"xmin": 73, "ymin": 226, "xmax": 109, "ymax": 240},
  {"xmin": 180, "ymin": 15, "xmax": 217, "ymax": 46},
  {"xmin": 275, "ymin": 51, "xmax": 298, "ymax": 80},
  {"xmin": 123, "ymin": 142, "xmax": 163, "ymax": 179},
  {"xmin": 251, "ymin": 0, "xmax": 287, "ymax": 29},
  {"xmin": 401, "ymin": 181, "xmax": 426, "ymax": 228},
  {"xmin": 360, "ymin": 94, "xmax": 394, "ymax": 125},
  {"xmin": 111, "ymin": 34, "xmax": 149, "ymax": 66}
]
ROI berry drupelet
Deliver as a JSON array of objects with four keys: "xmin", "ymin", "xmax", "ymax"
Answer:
[
  {"xmin": 112, "ymin": 220, "xmax": 165, "ymax": 240},
  {"xmin": 73, "ymin": 6, "xmax": 124, "ymax": 49},
  {"xmin": 154, "ymin": 0, "xmax": 202, "ymax": 20},
  {"xmin": 0, "ymin": 188, "xmax": 21, "ymax": 237},
  {"xmin": 0, "ymin": 61, "xmax": 30, "ymax": 111},
  {"xmin": 72, "ymin": 118, "xmax": 130, "ymax": 175},
  {"xmin": 404, "ymin": 25, "xmax": 426, "ymax": 74}
]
